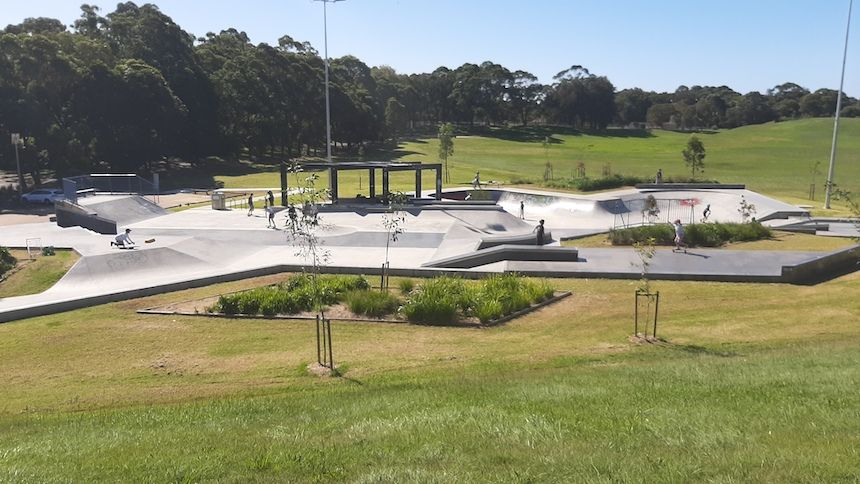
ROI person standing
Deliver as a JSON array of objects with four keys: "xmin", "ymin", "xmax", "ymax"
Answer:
[
  {"xmin": 519, "ymin": 200, "xmax": 525, "ymax": 220},
  {"xmin": 266, "ymin": 204, "xmax": 277, "ymax": 229},
  {"xmin": 655, "ymin": 168, "xmax": 663, "ymax": 184},
  {"xmin": 472, "ymin": 171, "xmax": 481, "ymax": 190},
  {"xmin": 247, "ymin": 193, "xmax": 254, "ymax": 217},
  {"xmin": 267, "ymin": 190, "xmax": 275, "ymax": 207},
  {"xmin": 533, "ymin": 219, "xmax": 546, "ymax": 245},
  {"xmin": 672, "ymin": 219, "xmax": 687, "ymax": 253}
]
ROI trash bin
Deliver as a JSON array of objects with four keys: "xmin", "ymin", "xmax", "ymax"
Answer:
[{"xmin": 211, "ymin": 192, "xmax": 226, "ymax": 210}]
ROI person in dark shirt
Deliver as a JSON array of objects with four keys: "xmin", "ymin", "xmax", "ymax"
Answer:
[{"xmin": 533, "ymin": 219, "xmax": 546, "ymax": 245}]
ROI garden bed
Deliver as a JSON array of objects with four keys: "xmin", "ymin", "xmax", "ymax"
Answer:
[{"xmin": 138, "ymin": 274, "xmax": 571, "ymax": 327}]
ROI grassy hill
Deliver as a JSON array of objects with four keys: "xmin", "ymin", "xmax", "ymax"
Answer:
[
  {"xmin": 1, "ymin": 273, "xmax": 858, "ymax": 481},
  {"xmin": 391, "ymin": 118, "xmax": 860, "ymax": 202}
]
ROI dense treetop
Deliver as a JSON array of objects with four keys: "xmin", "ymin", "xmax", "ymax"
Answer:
[{"xmin": 1, "ymin": 2, "xmax": 858, "ymax": 181}]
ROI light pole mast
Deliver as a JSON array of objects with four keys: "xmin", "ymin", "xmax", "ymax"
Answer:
[
  {"xmin": 824, "ymin": 0, "xmax": 853, "ymax": 209},
  {"xmin": 315, "ymin": 0, "xmax": 344, "ymax": 166},
  {"xmin": 11, "ymin": 133, "xmax": 24, "ymax": 196}
]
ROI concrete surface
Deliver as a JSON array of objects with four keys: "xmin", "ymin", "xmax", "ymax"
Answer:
[{"xmin": 1, "ymin": 186, "xmax": 857, "ymax": 323}]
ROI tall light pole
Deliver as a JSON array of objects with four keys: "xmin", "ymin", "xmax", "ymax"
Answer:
[
  {"xmin": 11, "ymin": 133, "xmax": 25, "ymax": 196},
  {"xmin": 824, "ymin": 0, "xmax": 853, "ymax": 209},
  {"xmin": 315, "ymin": 0, "xmax": 344, "ymax": 166}
]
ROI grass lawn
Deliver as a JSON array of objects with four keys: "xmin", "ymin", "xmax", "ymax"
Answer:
[
  {"xmin": 1, "ymin": 272, "xmax": 858, "ymax": 481},
  {"xmin": 0, "ymin": 249, "xmax": 79, "ymax": 298},
  {"xmin": 563, "ymin": 230, "xmax": 858, "ymax": 251}
]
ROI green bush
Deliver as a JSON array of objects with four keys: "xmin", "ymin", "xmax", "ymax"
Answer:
[
  {"xmin": 398, "ymin": 278, "xmax": 415, "ymax": 294},
  {"xmin": 0, "ymin": 247, "xmax": 16, "ymax": 277},
  {"xmin": 403, "ymin": 274, "xmax": 557, "ymax": 325},
  {"xmin": 401, "ymin": 276, "xmax": 466, "ymax": 325},
  {"xmin": 345, "ymin": 290, "xmax": 400, "ymax": 318},
  {"xmin": 545, "ymin": 174, "xmax": 649, "ymax": 192},
  {"xmin": 211, "ymin": 274, "xmax": 371, "ymax": 316},
  {"xmin": 474, "ymin": 299, "xmax": 504, "ymax": 324},
  {"xmin": 41, "ymin": 246, "xmax": 56, "ymax": 256},
  {"xmin": 609, "ymin": 225, "xmax": 674, "ymax": 245},
  {"xmin": 610, "ymin": 222, "xmax": 771, "ymax": 247}
]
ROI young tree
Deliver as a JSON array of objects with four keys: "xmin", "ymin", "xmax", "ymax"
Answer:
[
  {"xmin": 381, "ymin": 191, "xmax": 408, "ymax": 289},
  {"xmin": 438, "ymin": 122, "xmax": 455, "ymax": 183},
  {"xmin": 682, "ymin": 136, "xmax": 706, "ymax": 179}
]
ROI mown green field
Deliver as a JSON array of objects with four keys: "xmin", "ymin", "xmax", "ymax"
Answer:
[
  {"xmin": 205, "ymin": 118, "xmax": 860, "ymax": 214},
  {"xmin": 1, "ymin": 273, "xmax": 858, "ymax": 481}
]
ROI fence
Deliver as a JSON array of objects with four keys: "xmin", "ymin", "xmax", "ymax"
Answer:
[
  {"xmin": 613, "ymin": 197, "xmax": 700, "ymax": 229},
  {"xmin": 62, "ymin": 174, "xmax": 159, "ymax": 205}
]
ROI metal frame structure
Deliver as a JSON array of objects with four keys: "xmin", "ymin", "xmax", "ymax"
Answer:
[{"xmin": 295, "ymin": 161, "xmax": 443, "ymax": 203}]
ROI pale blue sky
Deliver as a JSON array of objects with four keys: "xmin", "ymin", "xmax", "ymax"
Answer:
[{"xmin": 3, "ymin": 1, "xmax": 857, "ymax": 96}]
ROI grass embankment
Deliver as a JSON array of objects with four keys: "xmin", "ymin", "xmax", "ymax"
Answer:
[
  {"xmin": 0, "ymin": 273, "xmax": 858, "ymax": 481},
  {"xmin": 0, "ymin": 249, "xmax": 79, "ymax": 298},
  {"xmin": 564, "ymin": 230, "xmax": 858, "ymax": 251}
]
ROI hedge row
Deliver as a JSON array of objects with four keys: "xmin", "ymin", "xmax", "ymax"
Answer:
[{"xmin": 609, "ymin": 222, "xmax": 772, "ymax": 247}]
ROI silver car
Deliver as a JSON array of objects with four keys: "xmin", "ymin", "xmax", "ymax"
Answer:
[{"xmin": 21, "ymin": 189, "xmax": 64, "ymax": 204}]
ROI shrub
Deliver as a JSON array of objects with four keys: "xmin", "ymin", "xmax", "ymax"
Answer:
[
  {"xmin": 611, "ymin": 222, "xmax": 771, "ymax": 247},
  {"xmin": 398, "ymin": 278, "xmax": 415, "ymax": 294},
  {"xmin": 545, "ymin": 174, "xmax": 650, "ymax": 192},
  {"xmin": 474, "ymin": 299, "xmax": 504, "ymax": 324},
  {"xmin": 345, "ymin": 290, "xmax": 400, "ymax": 318},
  {"xmin": 401, "ymin": 276, "xmax": 466, "ymax": 325},
  {"xmin": 0, "ymin": 247, "xmax": 16, "ymax": 277},
  {"xmin": 211, "ymin": 274, "xmax": 371, "ymax": 316},
  {"xmin": 610, "ymin": 225, "xmax": 674, "ymax": 245},
  {"xmin": 41, "ymin": 246, "xmax": 56, "ymax": 256}
]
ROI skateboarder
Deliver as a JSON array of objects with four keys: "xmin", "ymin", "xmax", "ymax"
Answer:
[
  {"xmin": 287, "ymin": 204, "xmax": 297, "ymax": 225},
  {"xmin": 672, "ymin": 219, "xmax": 687, "ymax": 253},
  {"xmin": 247, "ymin": 193, "xmax": 255, "ymax": 216},
  {"xmin": 519, "ymin": 200, "xmax": 525, "ymax": 219},
  {"xmin": 472, "ymin": 171, "xmax": 481, "ymax": 190},
  {"xmin": 533, "ymin": 219, "xmax": 546, "ymax": 245},
  {"xmin": 111, "ymin": 228, "xmax": 135, "ymax": 249},
  {"xmin": 702, "ymin": 204, "xmax": 711, "ymax": 222}
]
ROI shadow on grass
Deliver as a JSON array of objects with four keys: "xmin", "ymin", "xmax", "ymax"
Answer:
[
  {"xmin": 457, "ymin": 125, "xmax": 656, "ymax": 143},
  {"xmin": 667, "ymin": 342, "xmax": 740, "ymax": 358}
]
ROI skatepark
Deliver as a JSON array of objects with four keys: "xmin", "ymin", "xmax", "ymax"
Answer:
[{"xmin": 1, "ymin": 183, "xmax": 858, "ymax": 323}]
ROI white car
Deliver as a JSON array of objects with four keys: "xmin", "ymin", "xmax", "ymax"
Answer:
[{"xmin": 21, "ymin": 189, "xmax": 64, "ymax": 204}]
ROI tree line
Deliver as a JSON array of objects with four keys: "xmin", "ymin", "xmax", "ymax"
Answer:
[{"xmin": 1, "ymin": 2, "xmax": 858, "ymax": 183}]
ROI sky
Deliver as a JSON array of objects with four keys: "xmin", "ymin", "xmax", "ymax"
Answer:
[{"xmin": 2, "ymin": 0, "xmax": 857, "ymax": 96}]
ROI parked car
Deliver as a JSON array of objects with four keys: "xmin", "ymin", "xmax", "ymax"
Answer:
[{"xmin": 21, "ymin": 188, "xmax": 64, "ymax": 204}]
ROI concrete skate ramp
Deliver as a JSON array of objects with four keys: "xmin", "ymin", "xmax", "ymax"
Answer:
[
  {"xmin": 441, "ymin": 208, "xmax": 532, "ymax": 233},
  {"xmin": 81, "ymin": 195, "xmax": 167, "ymax": 227},
  {"xmin": 423, "ymin": 245, "xmax": 579, "ymax": 269},
  {"xmin": 320, "ymin": 231, "xmax": 444, "ymax": 248},
  {"xmin": 51, "ymin": 247, "xmax": 212, "ymax": 291}
]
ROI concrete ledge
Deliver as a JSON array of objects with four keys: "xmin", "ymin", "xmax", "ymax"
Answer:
[
  {"xmin": 476, "ymin": 231, "xmax": 554, "ymax": 250},
  {"xmin": 781, "ymin": 244, "xmax": 860, "ymax": 283},
  {"xmin": 423, "ymin": 244, "xmax": 578, "ymax": 269},
  {"xmin": 636, "ymin": 183, "xmax": 746, "ymax": 190}
]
